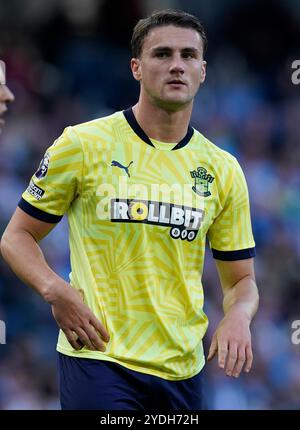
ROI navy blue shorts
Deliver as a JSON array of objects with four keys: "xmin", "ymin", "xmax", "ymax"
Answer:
[{"xmin": 58, "ymin": 353, "xmax": 205, "ymax": 410}]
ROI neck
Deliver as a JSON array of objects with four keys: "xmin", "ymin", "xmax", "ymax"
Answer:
[{"xmin": 132, "ymin": 95, "xmax": 193, "ymax": 143}]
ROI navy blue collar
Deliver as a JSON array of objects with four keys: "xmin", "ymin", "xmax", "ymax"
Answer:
[{"xmin": 123, "ymin": 107, "xmax": 194, "ymax": 150}]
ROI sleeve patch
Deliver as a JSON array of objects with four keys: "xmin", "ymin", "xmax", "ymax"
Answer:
[{"xmin": 26, "ymin": 180, "xmax": 45, "ymax": 201}]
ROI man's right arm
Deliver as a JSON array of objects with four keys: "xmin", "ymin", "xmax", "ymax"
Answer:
[{"xmin": 0, "ymin": 207, "xmax": 109, "ymax": 351}]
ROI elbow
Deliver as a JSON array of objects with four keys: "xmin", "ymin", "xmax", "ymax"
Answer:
[
  {"xmin": 0, "ymin": 229, "xmax": 18, "ymax": 264},
  {"xmin": 0, "ymin": 230, "xmax": 11, "ymax": 262}
]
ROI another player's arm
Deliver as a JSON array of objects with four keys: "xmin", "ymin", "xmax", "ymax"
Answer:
[
  {"xmin": 0, "ymin": 207, "xmax": 109, "ymax": 351},
  {"xmin": 207, "ymin": 258, "xmax": 259, "ymax": 377}
]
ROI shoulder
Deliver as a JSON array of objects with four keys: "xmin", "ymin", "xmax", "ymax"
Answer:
[
  {"xmin": 60, "ymin": 111, "xmax": 124, "ymax": 151},
  {"xmin": 71, "ymin": 111, "xmax": 123, "ymax": 137},
  {"xmin": 192, "ymin": 129, "xmax": 243, "ymax": 178},
  {"xmin": 196, "ymin": 130, "xmax": 237, "ymax": 164}
]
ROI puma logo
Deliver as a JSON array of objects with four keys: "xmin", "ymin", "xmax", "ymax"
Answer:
[{"xmin": 111, "ymin": 160, "xmax": 133, "ymax": 177}]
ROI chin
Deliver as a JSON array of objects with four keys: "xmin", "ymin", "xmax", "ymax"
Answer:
[
  {"xmin": 158, "ymin": 101, "xmax": 190, "ymax": 113},
  {"xmin": 165, "ymin": 96, "xmax": 191, "ymax": 108}
]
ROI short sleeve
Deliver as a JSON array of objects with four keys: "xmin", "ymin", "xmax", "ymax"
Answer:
[
  {"xmin": 18, "ymin": 126, "xmax": 83, "ymax": 223},
  {"xmin": 207, "ymin": 158, "xmax": 256, "ymax": 260}
]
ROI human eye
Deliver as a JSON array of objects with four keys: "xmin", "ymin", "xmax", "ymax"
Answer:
[
  {"xmin": 154, "ymin": 51, "xmax": 170, "ymax": 58},
  {"xmin": 182, "ymin": 50, "xmax": 197, "ymax": 59}
]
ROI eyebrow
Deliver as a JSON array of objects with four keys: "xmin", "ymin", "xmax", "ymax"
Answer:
[{"xmin": 152, "ymin": 46, "xmax": 200, "ymax": 54}]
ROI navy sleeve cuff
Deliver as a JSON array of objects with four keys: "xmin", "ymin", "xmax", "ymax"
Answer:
[
  {"xmin": 211, "ymin": 247, "xmax": 256, "ymax": 261},
  {"xmin": 18, "ymin": 198, "xmax": 63, "ymax": 223}
]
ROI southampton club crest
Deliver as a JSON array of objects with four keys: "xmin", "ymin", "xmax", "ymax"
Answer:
[{"xmin": 190, "ymin": 166, "xmax": 214, "ymax": 197}]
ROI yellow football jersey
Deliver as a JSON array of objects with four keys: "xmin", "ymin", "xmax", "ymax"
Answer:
[{"xmin": 19, "ymin": 108, "xmax": 255, "ymax": 380}]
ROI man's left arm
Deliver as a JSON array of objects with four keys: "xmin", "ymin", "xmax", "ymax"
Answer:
[{"xmin": 207, "ymin": 257, "xmax": 259, "ymax": 377}]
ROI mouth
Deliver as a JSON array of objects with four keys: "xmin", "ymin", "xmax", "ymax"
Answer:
[
  {"xmin": 167, "ymin": 80, "xmax": 186, "ymax": 86},
  {"xmin": 166, "ymin": 80, "xmax": 187, "ymax": 91}
]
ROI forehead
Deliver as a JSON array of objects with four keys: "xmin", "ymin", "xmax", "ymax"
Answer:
[
  {"xmin": 0, "ymin": 60, "xmax": 6, "ymax": 84},
  {"xmin": 142, "ymin": 25, "xmax": 202, "ymax": 53}
]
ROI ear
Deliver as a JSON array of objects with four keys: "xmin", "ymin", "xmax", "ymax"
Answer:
[
  {"xmin": 131, "ymin": 58, "xmax": 142, "ymax": 81},
  {"xmin": 199, "ymin": 60, "xmax": 207, "ymax": 84}
]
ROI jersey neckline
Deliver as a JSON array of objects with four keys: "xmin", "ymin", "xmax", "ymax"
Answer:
[{"xmin": 123, "ymin": 107, "xmax": 194, "ymax": 151}]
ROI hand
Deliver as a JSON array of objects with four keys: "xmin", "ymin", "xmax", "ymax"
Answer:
[
  {"xmin": 50, "ymin": 283, "xmax": 110, "ymax": 351},
  {"xmin": 207, "ymin": 307, "xmax": 253, "ymax": 378}
]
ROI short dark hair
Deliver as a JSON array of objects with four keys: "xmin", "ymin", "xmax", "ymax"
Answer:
[{"xmin": 131, "ymin": 9, "xmax": 207, "ymax": 58}]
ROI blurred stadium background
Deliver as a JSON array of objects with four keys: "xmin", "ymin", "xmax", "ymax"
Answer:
[{"xmin": 0, "ymin": 0, "xmax": 300, "ymax": 410}]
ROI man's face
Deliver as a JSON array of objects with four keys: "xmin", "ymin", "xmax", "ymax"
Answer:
[
  {"xmin": 0, "ymin": 61, "xmax": 15, "ymax": 132},
  {"xmin": 131, "ymin": 25, "xmax": 206, "ymax": 111}
]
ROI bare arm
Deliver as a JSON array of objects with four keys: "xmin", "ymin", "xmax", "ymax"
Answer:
[
  {"xmin": 0, "ymin": 207, "xmax": 109, "ymax": 351},
  {"xmin": 217, "ymin": 258, "xmax": 259, "ymax": 319},
  {"xmin": 207, "ymin": 258, "xmax": 259, "ymax": 377}
]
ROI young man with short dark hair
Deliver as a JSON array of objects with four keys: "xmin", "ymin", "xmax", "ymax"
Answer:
[{"xmin": 1, "ymin": 9, "xmax": 258, "ymax": 410}]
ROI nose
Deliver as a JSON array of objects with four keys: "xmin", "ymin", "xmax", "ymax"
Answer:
[
  {"xmin": 169, "ymin": 53, "xmax": 185, "ymax": 74},
  {"xmin": 0, "ymin": 85, "xmax": 15, "ymax": 103}
]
